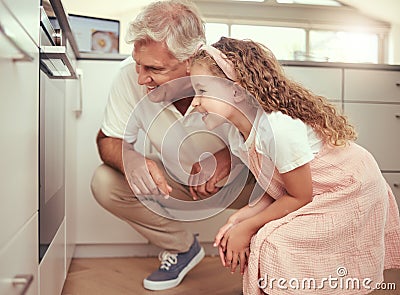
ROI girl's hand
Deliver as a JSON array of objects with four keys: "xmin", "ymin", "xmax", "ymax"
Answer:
[
  {"xmin": 214, "ymin": 221, "xmax": 235, "ymax": 248},
  {"xmin": 220, "ymin": 222, "xmax": 254, "ymax": 274},
  {"xmin": 214, "ymin": 218, "xmax": 237, "ymax": 267}
]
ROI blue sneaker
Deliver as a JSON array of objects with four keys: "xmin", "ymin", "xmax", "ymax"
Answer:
[{"xmin": 143, "ymin": 236, "xmax": 205, "ymax": 291}]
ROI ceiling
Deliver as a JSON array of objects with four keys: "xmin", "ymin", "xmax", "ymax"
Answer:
[
  {"xmin": 338, "ymin": 0, "xmax": 400, "ymax": 24},
  {"xmin": 61, "ymin": 0, "xmax": 400, "ymax": 25}
]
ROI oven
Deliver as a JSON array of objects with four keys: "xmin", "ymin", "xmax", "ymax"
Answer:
[{"xmin": 39, "ymin": 2, "xmax": 76, "ymax": 262}]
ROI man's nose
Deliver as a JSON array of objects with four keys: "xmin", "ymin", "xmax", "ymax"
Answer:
[{"xmin": 137, "ymin": 67, "xmax": 152, "ymax": 85}]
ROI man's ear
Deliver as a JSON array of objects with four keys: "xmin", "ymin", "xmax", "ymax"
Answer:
[
  {"xmin": 232, "ymin": 82, "xmax": 246, "ymax": 103},
  {"xmin": 185, "ymin": 58, "xmax": 191, "ymax": 74}
]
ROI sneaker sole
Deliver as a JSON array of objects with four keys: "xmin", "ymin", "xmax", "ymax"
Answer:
[{"xmin": 143, "ymin": 246, "xmax": 205, "ymax": 291}]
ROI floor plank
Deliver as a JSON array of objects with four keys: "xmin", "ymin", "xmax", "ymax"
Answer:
[
  {"xmin": 62, "ymin": 256, "xmax": 243, "ymax": 295},
  {"xmin": 62, "ymin": 256, "xmax": 400, "ymax": 295}
]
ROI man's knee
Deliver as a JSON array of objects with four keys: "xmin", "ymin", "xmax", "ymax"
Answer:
[{"xmin": 90, "ymin": 164, "xmax": 127, "ymax": 208}]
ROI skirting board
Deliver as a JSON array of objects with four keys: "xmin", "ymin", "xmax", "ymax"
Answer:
[{"xmin": 73, "ymin": 242, "xmax": 220, "ymax": 258}]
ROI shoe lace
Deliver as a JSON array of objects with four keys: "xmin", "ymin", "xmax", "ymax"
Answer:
[{"xmin": 158, "ymin": 251, "xmax": 178, "ymax": 271}]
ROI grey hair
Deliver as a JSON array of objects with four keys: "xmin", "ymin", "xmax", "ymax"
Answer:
[{"xmin": 125, "ymin": 0, "xmax": 206, "ymax": 62}]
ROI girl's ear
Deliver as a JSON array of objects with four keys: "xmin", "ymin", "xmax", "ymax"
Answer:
[{"xmin": 232, "ymin": 82, "xmax": 246, "ymax": 103}]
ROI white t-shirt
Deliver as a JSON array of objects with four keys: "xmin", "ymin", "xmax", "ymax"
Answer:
[
  {"xmin": 229, "ymin": 109, "xmax": 323, "ymax": 174},
  {"xmin": 101, "ymin": 57, "xmax": 235, "ymax": 183}
]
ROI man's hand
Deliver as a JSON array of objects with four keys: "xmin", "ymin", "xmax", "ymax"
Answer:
[
  {"xmin": 188, "ymin": 148, "xmax": 233, "ymax": 200},
  {"xmin": 123, "ymin": 143, "xmax": 172, "ymax": 196}
]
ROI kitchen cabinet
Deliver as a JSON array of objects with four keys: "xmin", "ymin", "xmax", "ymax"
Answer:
[
  {"xmin": 0, "ymin": 0, "xmax": 40, "ymax": 293},
  {"xmin": 73, "ymin": 60, "xmax": 148, "ymax": 252},
  {"xmin": 383, "ymin": 173, "xmax": 400, "ymax": 205},
  {"xmin": 283, "ymin": 66, "xmax": 343, "ymax": 102},
  {"xmin": 343, "ymin": 68, "xmax": 400, "ymax": 202},
  {"xmin": 0, "ymin": 214, "xmax": 38, "ymax": 295},
  {"xmin": 343, "ymin": 69, "xmax": 400, "ymax": 103},
  {"xmin": 343, "ymin": 103, "xmax": 400, "ymax": 170},
  {"xmin": 2, "ymin": 0, "xmax": 40, "ymax": 47},
  {"xmin": 65, "ymin": 62, "xmax": 79, "ymax": 274}
]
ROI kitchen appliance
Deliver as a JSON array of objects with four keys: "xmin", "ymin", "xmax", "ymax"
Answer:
[{"xmin": 39, "ymin": 2, "xmax": 76, "ymax": 262}]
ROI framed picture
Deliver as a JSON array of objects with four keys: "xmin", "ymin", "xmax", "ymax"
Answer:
[{"xmin": 68, "ymin": 14, "xmax": 120, "ymax": 53}]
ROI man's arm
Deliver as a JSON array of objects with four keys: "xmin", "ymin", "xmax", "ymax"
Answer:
[
  {"xmin": 96, "ymin": 129, "xmax": 172, "ymax": 195},
  {"xmin": 96, "ymin": 129, "xmax": 124, "ymax": 173}
]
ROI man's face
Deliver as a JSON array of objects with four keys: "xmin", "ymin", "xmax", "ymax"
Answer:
[{"xmin": 132, "ymin": 40, "xmax": 189, "ymax": 95}]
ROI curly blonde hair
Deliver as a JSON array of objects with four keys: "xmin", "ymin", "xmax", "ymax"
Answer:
[{"xmin": 191, "ymin": 37, "xmax": 356, "ymax": 146}]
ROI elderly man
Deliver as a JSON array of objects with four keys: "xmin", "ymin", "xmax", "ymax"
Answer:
[{"xmin": 91, "ymin": 0, "xmax": 254, "ymax": 291}]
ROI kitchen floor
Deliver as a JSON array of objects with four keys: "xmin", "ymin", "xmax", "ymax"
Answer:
[
  {"xmin": 61, "ymin": 256, "xmax": 243, "ymax": 295},
  {"xmin": 61, "ymin": 256, "xmax": 400, "ymax": 295}
]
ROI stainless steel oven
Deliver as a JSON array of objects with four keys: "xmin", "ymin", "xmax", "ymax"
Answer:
[{"xmin": 39, "ymin": 2, "xmax": 76, "ymax": 262}]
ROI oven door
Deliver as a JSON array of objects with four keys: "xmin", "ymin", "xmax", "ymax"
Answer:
[
  {"xmin": 38, "ymin": 4, "xmax": 76, "ymax": 261},
  {"xmin": 39, "ymin": 68, "xmax": 66, "ymax": 262}
]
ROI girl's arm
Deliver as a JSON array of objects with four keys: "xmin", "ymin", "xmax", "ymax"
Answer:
[
  {"xmin": 224, "ymin": 162, "xmax": 313, "ymax": 247},
  {"xmin": 214, "ymin": 193, "xmax": 275, "ymax": 247}
]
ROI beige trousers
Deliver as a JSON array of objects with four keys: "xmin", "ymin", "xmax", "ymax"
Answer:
[{"xmin": 91, "ymin": 159, "xmax": 255, "ymax": 253}]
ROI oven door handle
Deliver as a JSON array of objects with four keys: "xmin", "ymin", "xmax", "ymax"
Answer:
[{"xmin": 40, "ymin": 45, "xmax": 77, "ymax": 79}]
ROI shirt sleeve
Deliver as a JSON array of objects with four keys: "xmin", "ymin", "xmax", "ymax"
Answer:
[
  {"xmin": 101, "ymin": 57, "xmax": 144, "ymax": 143},
  {"xmin": 256, "ymin": 112, "xmax": 314, "ymax": 174}
]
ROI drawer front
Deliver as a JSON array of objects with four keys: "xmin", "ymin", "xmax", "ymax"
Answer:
[
  {"xmin": 0, "ymin": 214, "xmax": 38, "ymax": 295},
  {"xmin": 343, "ymin": 103, "xmax": 400, "ymax": 171},
  {"xmin": 382, "ymin": 173, "xmax": 400, "ymax": 210},
  {"xmin": 344, "ymin": 69, "xmax": 400, "ymax": 103},
  {"xmin": 283, "ymin": 66, "xmax": 342, "ymax": 101}
]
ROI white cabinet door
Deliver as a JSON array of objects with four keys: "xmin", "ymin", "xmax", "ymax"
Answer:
[
  {"xmin": 343, "ymin": 103, "xmax": 400, "ymax": 171},
  {"xmin": 382, "ymin": 173, "xmax": 400, "ymax": 210},
  {"xmin": 74, "ymin": 60, "xmax": 147, "ymax": 244},
  {"xmin": 344, "ymin": 69, "xmax": 400, "ymax": 103},
  {"xmin": 283, "ymin": 66, "xmax": 342, "ymax": 101},
  {"xmin": 0, "ymin": 214, "xmax": 38, "ymax": 295},
  {"xmin": 0, "ymin": 0, "xmax": 39, "ymax": 249},
  {"xmin": 2, "ymin": 0, "xmax": 40, "ymax": 46}
]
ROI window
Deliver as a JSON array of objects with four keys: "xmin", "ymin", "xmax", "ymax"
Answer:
[
  {"xmin": 205, "ymin": 22, "xmax": 381, "ymax": 63},
  {"xmin": 309, "ymin": 30, "xmax": 379, "ymax": 63},
  {"xmin": 205, "ymin": 23, "xmax": 229, "ymax": 44},
  {"xmin": 231, "ymin": 25, "xmax": 306, "ymax": 60},
  {"xmin": 276, "ymin": 0, "xmax": 341, "ymax": 6}
]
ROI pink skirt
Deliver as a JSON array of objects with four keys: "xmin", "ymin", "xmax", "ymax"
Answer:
[{"xmin": 243, "ymin": 143, "xmax": 400, "ymax": 295}]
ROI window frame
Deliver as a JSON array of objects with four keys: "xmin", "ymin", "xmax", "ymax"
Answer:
[{"xmin": 198, "ymin": 1, "xmax": 390, "ymax": 63}]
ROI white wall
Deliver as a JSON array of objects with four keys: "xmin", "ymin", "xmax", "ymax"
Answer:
[{"xmin": 117, "ymin": 8, "xmax": 141, "ymax": 55}]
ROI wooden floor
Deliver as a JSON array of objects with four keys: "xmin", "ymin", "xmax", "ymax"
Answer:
[
  {"xmin": 62, "ymin": 257, "xmax": 400, "ymax": 295},
  {"xmin": 61, "ymin": 256, "xmax": 243, "ymax": 295}
]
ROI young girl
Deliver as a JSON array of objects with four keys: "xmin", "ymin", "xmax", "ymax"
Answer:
[{"xmin": 190, "ymin": 37, "xmax": 400, "ymax": 294}]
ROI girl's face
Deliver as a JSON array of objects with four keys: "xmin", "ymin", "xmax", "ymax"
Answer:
[{"xmin": 190, "ymin": 63, "xmax": 237, "ymax": 130}]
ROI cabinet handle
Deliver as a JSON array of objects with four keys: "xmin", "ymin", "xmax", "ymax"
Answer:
[
  {"xmin": 0, "ymin": 23, "xmax": 33, "ymax": 62},
  {"xmin": 396, "ymin": 82, "xmax": 400, "ymax": 87},
  {"xmin": 394, "ymin": 183, "xmax": 399, "ymax": 188},
  {"xmin": 395, "ymin": 114, "xmax": 400, "ymax": 119},
  {"xmin": 74, "ymin": 68, "xmax": 83, "ymax": 118},
  {"xmin": 12, "ymin": 274, "xmax": 34, "ymax": 295}
]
